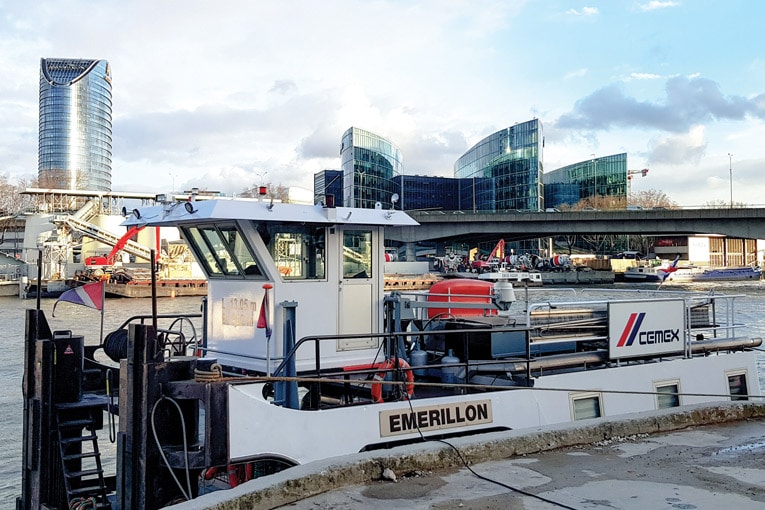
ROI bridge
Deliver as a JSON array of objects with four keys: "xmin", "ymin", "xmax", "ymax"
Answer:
[{"xmin": 386, "ymin": 208, "xmax": 765, "ymax": 243}]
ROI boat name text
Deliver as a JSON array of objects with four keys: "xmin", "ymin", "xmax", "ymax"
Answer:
[
  {"xmin": 221, "ymin": 297, "xmax": 257, "ymax": 327},
  {"xmin": 379, "ymin": 400, "xmax": 493, "ymax": 437}
]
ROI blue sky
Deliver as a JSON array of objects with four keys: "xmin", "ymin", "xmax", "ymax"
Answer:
[{"xmin": 1, "ymin": 0, "xmax": 764, "ymax": 206}]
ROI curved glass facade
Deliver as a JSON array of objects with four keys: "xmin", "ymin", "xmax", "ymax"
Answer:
[
  {"xmin": 544, "ymin": 153, "xmax": 627, "ymax": 208},
  {"xmin": 39, "ymin": 58, "xmax": 113, "ymax": 191},
  {"xmin": 454, "ymin": 119, "xmax": 543, "ymax": 211},
  {"xmin": 341, "ymin": 127, "xmax": 402, "ymax": 209}
]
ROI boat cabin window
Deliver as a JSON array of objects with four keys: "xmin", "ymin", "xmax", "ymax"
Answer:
[
  {"xmin": 654, "ymin": 381, "xmax": 680, "ymax": 409},
  {"xmin": 343, "ymin": 230, "xmax": 372, "ymax": 279},
  {"xmin": 727, "ymin": 371, "xmax": 749, "ymax": 401},
  {"xmin": 182, "ymin": 224, "xmax": 262, "ymax": 279},
  {"xmin": 571, "ymin": 393, "xmax": 602, "ymax": 420},
  {"xmin": 254, "ymin": 222, "xmax": 326, "ymax": 280}
]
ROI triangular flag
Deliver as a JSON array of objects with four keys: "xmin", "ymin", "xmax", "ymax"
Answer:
[
  {"xmin": 53, "ymin": 281, "xmax": 104, "ymax": 317},
  {"xmin": 256, "ymin": 292, "xmax": 271, "ymax": 338}
]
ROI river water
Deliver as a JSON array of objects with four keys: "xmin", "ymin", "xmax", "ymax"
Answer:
[{"xmin": 2, "ymin": 283, "xmax": 765, "ymax": 507}]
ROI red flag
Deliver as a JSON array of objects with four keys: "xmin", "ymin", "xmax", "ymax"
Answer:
[
  {"xmin": 53, "ymin": 281, "xmax": 105, "ymax": 317},
  {"xmin": 256, "ymin": 292, "xmax": 271, "ymax": 337}
]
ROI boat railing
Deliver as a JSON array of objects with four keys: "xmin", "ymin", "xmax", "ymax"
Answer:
[
  {"xmin": 266, "ymin": 326, "xmax": 541, "ymax": 406},
  {"xmin": 394, "ymin": 287, "xmax": 749, "ymax": 360},
  {"xmin": 575, "ymin": 288, "xmax": 750, "ymax": 356}
]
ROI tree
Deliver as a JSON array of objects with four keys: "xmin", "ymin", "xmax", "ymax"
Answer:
[
  {"xmin": 704, "ymin": 199, "xmax": 748, "ymax": 209},
  {"xmin": 240, "ymin": 182, "xmax": 290, "ymax": 202},
  {"xmin": 0, "ymin": 175, "xmax": 37, "ymax": 252},
  {"xmin": 629, "ymin": 189, "xmax": 678, "ymax": 209},
  {"xmin": 562, "ymin": 194, "xmax": 627, "ymax": 211},
  {"xmin": 0, "ymin": 174, "xmax": 37, "ymax": 216}
]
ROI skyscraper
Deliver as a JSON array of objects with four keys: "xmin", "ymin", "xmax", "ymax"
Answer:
[
  {"xmin": 340, "ymin": 127, "xmax": 402, "ymax": 209},
  {"xmin": 454, "ymin": 119, "xmax": 544, "ymax": 211},
  {"xmin": 38, "ymin": 58, "xmax": 113, "ymax": 191}
]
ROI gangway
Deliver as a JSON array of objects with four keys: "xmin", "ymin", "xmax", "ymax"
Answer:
[{"xmin": 52, "ymin": 214, "xmax": 155, "ymax": 262}]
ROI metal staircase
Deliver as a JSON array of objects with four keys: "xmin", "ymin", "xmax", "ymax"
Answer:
[
  {"xmin": 56, "ymin": 411, "xmax": 111, "ymax": 509},
  {"xmin": 52, "ymin": 214, "xmax": 153, "ymax": 262}
]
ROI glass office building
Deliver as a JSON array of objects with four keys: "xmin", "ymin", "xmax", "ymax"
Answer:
[
  {"xmin": 340, "ymin": 127, "xmax": 402, "ymax": 209},
  {"xmin": 393, "ymin": 175, "xmax": 460, "ymax": 211},
  {"xmin": 39, "ymin": 58, "xmax": 113, "ymax": 191},
  {"xmin": 454, "ymin": 119, "xmax": 544, "ymax": 211},
  {"xmin": 544, "ymin": 153, "xmax": 627, "ymax": 208},
  {"xmin": 314, "ymin": 169, "xmax": 344, "ymax": 206}
]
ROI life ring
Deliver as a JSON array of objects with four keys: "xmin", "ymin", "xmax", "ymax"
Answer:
[{"xmin": 371, "ymin": 358, "xmax": 415, "ymax": 403}]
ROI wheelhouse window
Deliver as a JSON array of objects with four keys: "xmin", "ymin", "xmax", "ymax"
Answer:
[
  {"xmin": 182, "ymin": 224, "xmax": 262, "ymax": 279},
  {"xmin": 727, "ymin": 371, "xmax": 749, "ymax": 401},
  {"xmin": 253, "ymin": 223, "xmax": 326, "ymax": 280},
  {"xmin": 343, "ymin": 230, "xmax": 372, "ymax": 279},
  {"xmin": 571, "ymin": 393, "xmax": 602, "ymax": 421},
  {"xmin": 654, "ymin": 381, "xmax": 680, "ymax": 409}
]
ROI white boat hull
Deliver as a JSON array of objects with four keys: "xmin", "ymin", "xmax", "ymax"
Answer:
[{"xmin": 228, "ymin": 351, "xmax": 759, "ymax": 465}]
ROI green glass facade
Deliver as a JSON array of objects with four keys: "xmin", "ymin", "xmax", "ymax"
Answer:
[
  {"xmin": 341, "ymin": 127, "xmax": 402, "ymax": 209},
  {"xmin": 544, "ymin": 153, "xmax": 627, "ymax": 208},
  {"xmin": 39, "ymin": 58, "xmax": 113, "ymax": 191},
  {"xmin": 454, "ymin": 119, "xmax": 544, "ymax": 211}
]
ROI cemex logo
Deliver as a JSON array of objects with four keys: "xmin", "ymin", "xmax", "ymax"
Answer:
[{"xmin": 616, "ymin": 312, "xmax": 680, "ymax": 347}]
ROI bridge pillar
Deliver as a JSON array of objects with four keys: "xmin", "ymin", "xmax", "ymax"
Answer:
[{"xmin": 405, "ymin": 242, "xmax": 416, "ymax": 262}]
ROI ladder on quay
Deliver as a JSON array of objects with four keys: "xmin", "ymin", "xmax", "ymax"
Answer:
[{"xmin": 55, "ymin": 409, "xmax": 111, "ymax": 509}]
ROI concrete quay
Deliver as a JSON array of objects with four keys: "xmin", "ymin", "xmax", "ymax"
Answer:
[
  {"xmin": 171, "ymin": 402, "xmax": 765, "ymax": 510},
  {"xmin": 541, "ymin": 270, "xmax": 614, "ymax": 285}
]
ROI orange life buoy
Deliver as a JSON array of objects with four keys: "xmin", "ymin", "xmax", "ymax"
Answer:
[{"xmin": 371, "ymin": 358, "xmax": 415, "ymax": 403}]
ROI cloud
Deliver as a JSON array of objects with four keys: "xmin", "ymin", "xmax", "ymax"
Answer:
[
  {"xmin": 269, "ymin": 80, "xmax": 298, "ymax": 96},
  {"xmin": 648, "ymin": 125, "xmax": 707, "ymax": 165},
  {"xmin": 638, "ymin": 1, "xmax": 680, "ymax": 12},
  {"xmin": 564, "ymin": 68, "xmax": 588, "ymax": 80},
  {"xmin": 398, "ymin": 130, "xmax": 471, "ymax": 175},
  {"xmin": 555, "ymin": 75, "xmax": 765, "ymax": 133},
  {"xmin": 298, "ymin": 127, "xmax": 341, "ymax": 160},
  {"xmin": 628, "ymin": 73, "xmax": 662, "ymax": 80},
  {"xmin": 566, "ymin": 7, "xmax": 599, "ymax": 17}
]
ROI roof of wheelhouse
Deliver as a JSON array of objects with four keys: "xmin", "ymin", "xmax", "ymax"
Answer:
[{"xmin": 122, "ymin": 198, "xmax": 419, "ymax": 228}]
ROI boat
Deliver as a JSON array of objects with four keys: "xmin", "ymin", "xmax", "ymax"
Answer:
[
  {"xmin": 477, "ymin": 266, "xmax": 543, "ymax": 285},
  {"xmin": 623, "ymin": 264, "xmax": 664, "ymax": 282},
  {"xmin": 18, "ymin": 196, "xmax": 763, "ymax": 509},
  {"xmin": 665, "ymin": 265, "xmax": 762, "ymax": 283},
  {"xmin": 625, "ymin": 261, "xmax": 762, "ymax": 283}
]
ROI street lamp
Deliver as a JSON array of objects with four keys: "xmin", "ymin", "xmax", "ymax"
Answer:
[{"xmin": 728, "ymin": 153, "xmax": 733, "ymax": 208}]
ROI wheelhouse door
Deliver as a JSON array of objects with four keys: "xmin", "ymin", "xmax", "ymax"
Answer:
[{"xmin": 338, "ymin": 228, "xmax": 378, "ymax": 350}]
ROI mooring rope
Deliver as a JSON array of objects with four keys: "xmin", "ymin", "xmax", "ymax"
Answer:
[{"xmin": 194, "ymin": 363, "xmax": 223, "ymax": 383}]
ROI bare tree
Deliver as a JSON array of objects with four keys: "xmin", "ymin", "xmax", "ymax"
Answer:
[
  {"xmin": 240, "ymin": 182, "xmax": 290, "ymax": 202},
  {"xmin": 630, "ymin": 189, "xmax": 678, "ymax": 209},
  {"xmin": 563, "ymin": 195, "xmax": 627, "ymax": 211},
  {"xmin": 704, "ymin": 199, "xmax": 748, "ymax": 209}
]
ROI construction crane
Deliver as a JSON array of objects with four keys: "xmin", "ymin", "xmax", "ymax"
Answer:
[{"xmin": 627, "ymin": 168, "xmax": 649, "ymax": 194}]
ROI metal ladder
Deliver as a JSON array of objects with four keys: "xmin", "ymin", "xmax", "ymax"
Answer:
[{"xmin": 56, "ymin": 411, "xmax": 111, "ymax": 509}]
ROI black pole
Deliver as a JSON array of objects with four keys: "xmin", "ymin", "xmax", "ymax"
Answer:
[
  {"xmin": 151, "ymin": 249, "xmax": 157, "ymax": 335},
  {"xmin": 36, "ymin": 248, "xmax": 42, "ymax": 311}
]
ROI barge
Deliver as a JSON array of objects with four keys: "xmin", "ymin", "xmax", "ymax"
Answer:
[{"xmin": 18, "ymin": 196, "xmax": 763, "ymax": 509}]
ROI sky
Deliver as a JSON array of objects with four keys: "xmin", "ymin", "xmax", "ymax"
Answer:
[{"xmin": 1, "ymin": 0, "xmax": 764, "ymax": 207}]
